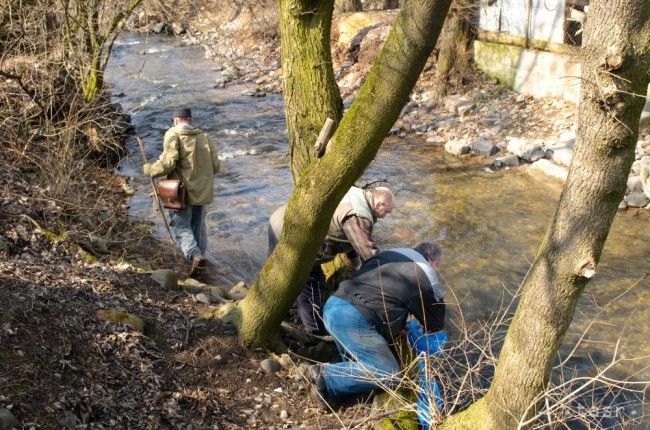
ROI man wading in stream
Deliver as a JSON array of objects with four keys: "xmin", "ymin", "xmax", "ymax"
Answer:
[
  {"xmin": 143, "ymin": 108, "xmax": 220, "ymax": 276},
  {"xmin": 268, "ymin": 186, "xmax": 396, "ymax": 335}
]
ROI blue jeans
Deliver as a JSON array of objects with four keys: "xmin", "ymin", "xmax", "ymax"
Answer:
[
  {"xmin": 322, "ymin": 296, "xmax": 400, "ymax": 397},
  {"xmin": 168, "ymin": 205, "xmax": 207, "ymax": 260}
]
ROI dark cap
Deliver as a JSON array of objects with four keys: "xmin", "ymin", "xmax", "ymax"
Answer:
[{"xmin": 172, "ymin": 108, "xmax": 192, "ymax": 118}]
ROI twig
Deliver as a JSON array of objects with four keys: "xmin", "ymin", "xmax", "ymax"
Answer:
[
  {"xmin": 301, "ymin": 406, "xmax": 408, "ymax": 430},
  {"xmin": 314, "ymin": 117, "xmax": 336, "ymax": 157},
  {"xmin": 136, "ymin": 136, "xmax": 180, "ymax": 263}
]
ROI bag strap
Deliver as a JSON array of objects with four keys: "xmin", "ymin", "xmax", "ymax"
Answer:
[{"xmin": 172, "ymin": 129, "xmax": 184, "ymax": 179}]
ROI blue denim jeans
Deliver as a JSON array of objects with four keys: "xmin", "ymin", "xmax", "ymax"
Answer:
[
  {"xmin": 322, "ymin": 296, "xmax": 400, "ymax": 397},
  {"xmin": 168, "ymin": 205, "xmax": 207, "ymax": 260}
]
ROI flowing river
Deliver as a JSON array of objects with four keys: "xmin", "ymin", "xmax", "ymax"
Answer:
[{"xmin": 106, "ymin": 33, "xmax": 649, "ymax": 418}]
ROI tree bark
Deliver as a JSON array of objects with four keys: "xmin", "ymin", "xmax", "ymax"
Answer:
[
  {"xmin": 237, "ymin": 0, "xmax": 453, "ymax": 349},
  {"xmin": 279, "ymin": 0, "xmax": 343, "ymax": 181},
  {"xmin": 335, "ymin": 0, "xmax": 363, "ymax": 13},
  {"xmin": 432, "ymin": 0, "xmax": 473, "ymax": 99},
  {"xmin": 383, "ymin": 0, "xmax": 399, "ymax": 10},
  {"xmin": 440, "ymin": 1, "xmax": 650, "ymax": 428}
]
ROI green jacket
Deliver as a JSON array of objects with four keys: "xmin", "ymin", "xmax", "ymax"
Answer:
[{"xmin": 148, "ymin": 126, "xmax": 220, "ymax": 205}]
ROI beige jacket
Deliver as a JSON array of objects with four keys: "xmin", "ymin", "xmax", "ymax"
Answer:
[
  {"xmin": 148, "ymin": 126, "xmax": 220, "ymax": 205},
  {"xmin": 268, "ymin": 187, "xmax": 378, "ymax": 263}
]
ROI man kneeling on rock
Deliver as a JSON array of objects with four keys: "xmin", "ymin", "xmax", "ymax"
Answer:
[
  {"xmin": 307, "ymin": 242, "xmax": 445, "ymax": 406},
  {"xmin": 268, "ymin": 185, "xmax": 396, "ymax": 335}
]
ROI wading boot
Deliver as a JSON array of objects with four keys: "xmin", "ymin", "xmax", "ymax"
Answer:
[
  {"xmin": 307, "ymin": 364, "xmax": 333, "ymax": 411},
  {"xmin": 190, "ymin": 252, "xmax": 207, "ymax": 277}
]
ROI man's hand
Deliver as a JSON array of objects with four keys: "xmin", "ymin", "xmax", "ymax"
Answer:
[{"xmin": 142, "ymin": 162, "xmax": 152, "ymax": 176}]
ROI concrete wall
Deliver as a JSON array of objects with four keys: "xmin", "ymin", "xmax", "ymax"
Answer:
[
  {"xmin": 474, "ymin": 40, "xmax": 582, "ymax": 102},
  {"xmin": 479, "ymin": 0, "xmax": 566, "ymax": 44}
]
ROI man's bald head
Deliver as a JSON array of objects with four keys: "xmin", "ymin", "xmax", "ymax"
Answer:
[{"xmin": 370, "ymin": 186, "xmax": 395, "ymax": 219}]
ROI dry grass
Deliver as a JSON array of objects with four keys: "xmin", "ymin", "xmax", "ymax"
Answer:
[{"xmin": 292, "ymin": 277, "xmax": 648, "ymax": 429}]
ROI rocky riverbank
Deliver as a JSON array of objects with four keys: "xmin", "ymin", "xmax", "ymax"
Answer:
[{"xmin": 132, "ymin": 5, "xmax": 650, "ymax": 210}]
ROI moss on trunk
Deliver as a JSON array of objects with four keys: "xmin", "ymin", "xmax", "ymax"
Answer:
[
  {"xmin": 440, "ymin": 1, "xmax": 650, "ymax": 428},
  {"xmin": 239, "ymin": 0, "xmax": 453, "ymax": 348},
  {"xmin": 279, "ymin": 0, "xmax": 343, "ymax": 181}
]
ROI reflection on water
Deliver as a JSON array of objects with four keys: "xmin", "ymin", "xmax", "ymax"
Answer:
[{"xmin": 107, "ymin": 34, "xmax": 649, "ymax": 407}]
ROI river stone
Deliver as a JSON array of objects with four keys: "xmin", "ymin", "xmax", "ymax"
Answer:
[
  {"xmin": 151, "ymin": 269, "xmax": 178, "ymax": 290},
  {"xmin": 627, "ymin": 175, "xmax": 643, "ymax": 193},
  {"xmin": 506, "ymin": 137, "xmax": 546, "ymax": 162},
  {"xmin": 640, "ymin": 156, "xmax": 650, "ymax": 198},
  {"xmin": 150, "ymin": 22, "xmax": 171, "ymax": 35},
  {"xmin": 444, "ymin": 95, "xmax": 475, "ymax": 117},
  {"xmin": 222, "ymin": 66, "xmax": 240, "ymax": 80},
  {"xmin": 121, "ymin": 182, "xmax": 135, "ymax": 196},
  {"xmin": 494, "ymin": 154, "xmax": 520, "ymax": 168},
  {"xmin": 471, "ymin": 137, "xmax": 498, "ymax": 156},
  {"xmin": 426, "ymin": 133, "xmax": 446, "ymax": 144},
  {"xmin": 241, "ymin": 88, "xmax": 266, "ymax": 97},
  {"xmin": 550, "ymin": 147, "xmax": 573, "ymax": 167},
  {"xmin": 171, "ymin": 22, "xmax": 186, "ymax": 35},
  {"xmin": 229, "ymin": 281, "xmax": 249, "ymax": 299},
  {"xmin": 0, "ymin": 409, "xmax": 18, "ymax": 430},
  {"xmin": 625, "ymin": 191, "xmax": 650, "ymax": 208},
  {"xmin": 194, "ymin": 293, "xmax": 211, "ymax": 304},
  {"xmin": 640, "ymin": 111, "xmax": 650, "ymax": 130},
  {"xmin": 550, "ymin": 130, "xmax": 576, "ymax": 149},
  {"xmin": 260, "ymin": 358, "xmax": 282, "ymax": 374},
  {"xmin": 531, "ymin": 159, "xmax": 568, "ymax": 181},
  {"xmin": 207, "ymin": 286, "xmax": 230, "ymax": 301},
  {"xmin": 444, "ymin": 139, "xmax": 471, "ymax": 156}
]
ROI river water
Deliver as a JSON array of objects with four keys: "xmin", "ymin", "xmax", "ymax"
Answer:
[{"xmin": 106, "ymin": 33, "xmax": 649, "ymax": 416}]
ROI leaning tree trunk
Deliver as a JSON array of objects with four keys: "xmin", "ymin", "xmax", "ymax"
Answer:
[
  {"xmin": 279, "ymin": 0, "xmax": 343, "ymax": 182},
  {"xmin": 383, "ymin": 0, "xmax": 399, "ymax": 10},
  {"xmin": 440, "ymin": 1, "xmax": 650, "ymax": 428},
  {"xmin": 335, "ymin": 0, "xmax": 363, "ymax": 13},
  {"xmin": 236, "ymin": 0, "xmax": 453, "ymax": 349}
]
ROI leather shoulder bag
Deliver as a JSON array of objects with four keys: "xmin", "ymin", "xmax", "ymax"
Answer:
[{"xmin": 156, "ymin": 132, "xmax": 186, "ymax": 211}]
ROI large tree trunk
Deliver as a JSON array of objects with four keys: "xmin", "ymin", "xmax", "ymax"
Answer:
[
  {"xmin": 237, "ymin": 0, "xmax": 453, "ymax": 349},
  {"xmin": 432, "ymin": 0, "xmax": 474, "ymax": 99},
  {"xmin": 440, "ymin": 1, "xmax": 650, "ymax": 428},
  {"xmin": 383, "ymin": 0, "xmax": 399, "ymax": 10},
  {"xmin": 335, "ymin": 0, "xmax": 363, "ymax": 13},
  {"xmin": 279, "ymin": 0, "xmax": 343, "ymax": 181}
]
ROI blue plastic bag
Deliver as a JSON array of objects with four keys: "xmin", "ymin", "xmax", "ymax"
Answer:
[{"xmin": 405, "ymin": 320, "xmax": 448, "ymax": 429}]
